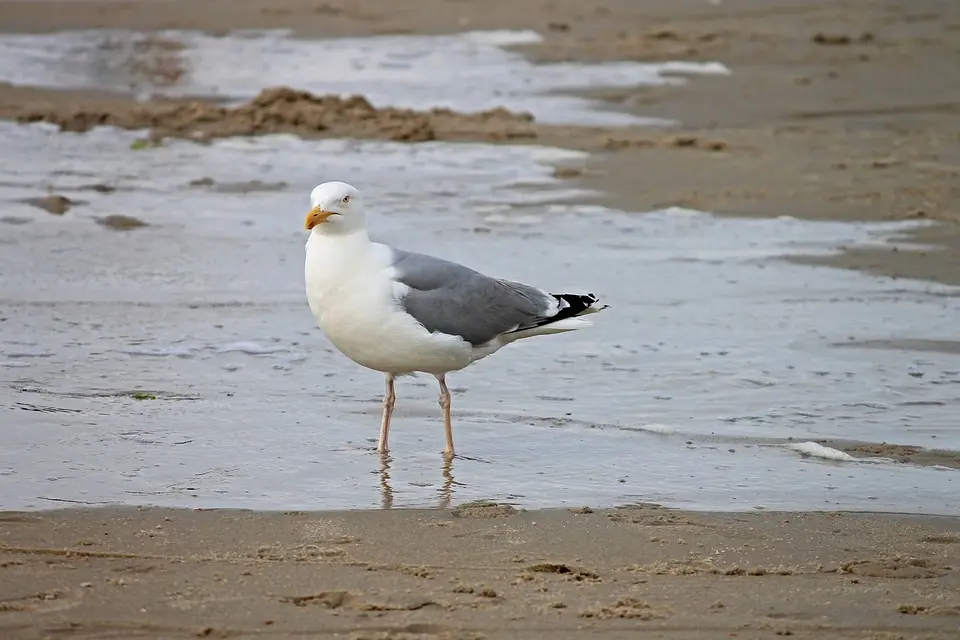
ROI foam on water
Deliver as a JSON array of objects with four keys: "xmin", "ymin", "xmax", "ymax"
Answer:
[
  {"xmin": 633, "ymin": 423, "xmax": 680, "ymax": 435},
  {"xmin": 0, "ymin": 29, "xmax": 729, "ymax": 126},
  {"xmin": 1, "ymin": 121, "xmax": 958, "ymax": 513},
  {"xmin": 121, "ymin": 340, "xmax": 305, "ymax": 361},
  {"xmin": 214, "ymin": 342, "xmax": 296, "ymax": 356},
  {"xmin": 787, "ymin": 442, "xmax": 857, "ymax": 462},
  {"xmin": 122, "ymin": 345, "xmax": 201, "ymax": 358}
]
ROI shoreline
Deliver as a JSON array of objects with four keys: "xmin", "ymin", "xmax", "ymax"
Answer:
[
  {"xmin": 0, "ymin": 0, "xmax": 958, "ymax": 287},
  {"xmin": 0, "ymin": 4, "xmax": 955, "ymax": 497}
]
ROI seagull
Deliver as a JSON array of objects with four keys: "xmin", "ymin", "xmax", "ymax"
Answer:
[{"xmin": 303, "ymin": 181, "xmax": 607, "ymax": 458}]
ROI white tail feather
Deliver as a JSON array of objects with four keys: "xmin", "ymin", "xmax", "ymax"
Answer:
[{"xmin": 499, "ymin": 317, "xmax": 594, "ymax": 345}]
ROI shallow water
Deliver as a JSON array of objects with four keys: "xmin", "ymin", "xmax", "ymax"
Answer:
[
  {"xmin": 1, "ymin": 121, "xmax": 958, "ymax": 514},
  {"xmin": 0, "ymin": 29, "xmax": 729, "ymax": 125}
]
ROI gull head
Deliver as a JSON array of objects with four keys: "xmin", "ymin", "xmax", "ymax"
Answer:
[{"xmin": 304, "ymin": 181, "xmax": 364, "ymax": 234}]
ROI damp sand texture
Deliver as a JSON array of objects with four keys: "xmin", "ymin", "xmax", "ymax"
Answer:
[{"xmin": 0, "ymin": 506, "xmax": 959, "ymax": 640}]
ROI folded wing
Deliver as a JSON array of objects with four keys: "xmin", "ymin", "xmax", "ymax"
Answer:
[{"xmin": 388, "ymin": 248, "xmax": 562, "ymax": 346}]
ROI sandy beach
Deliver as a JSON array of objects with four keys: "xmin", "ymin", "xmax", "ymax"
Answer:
[
  {"xmin": 2, "ymin": 505, "xmax": 960, "ymax": 639},
  {"xmin": 1, "ymin": 0, "xmax": 959, "ymax": 638}
]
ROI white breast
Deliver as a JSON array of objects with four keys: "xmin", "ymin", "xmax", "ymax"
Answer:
[{"xmin": 304, "ymin": 234, "xmax": 474, "ymax": 374}]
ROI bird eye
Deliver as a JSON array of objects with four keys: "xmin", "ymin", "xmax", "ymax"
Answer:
[{"xmin": 342, "ymin": 195, "xmax": 351, "ymax": 204}]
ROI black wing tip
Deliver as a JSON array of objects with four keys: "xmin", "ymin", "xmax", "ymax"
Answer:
[
  {"xmin": 502, "ymin": 291, "xmax": 606, "ymax": 336},
  {"xmin": 557, "ymin": 292, "xmax": 604, "ymax": 311},
  {"xmin": 538, "ymin": 292, "xmax": 607, "ymax": 325}
]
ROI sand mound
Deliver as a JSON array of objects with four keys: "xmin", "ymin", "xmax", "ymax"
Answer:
[{"xmin": 8, "ymin": 86, "xmax": 538, "ymax": 143}]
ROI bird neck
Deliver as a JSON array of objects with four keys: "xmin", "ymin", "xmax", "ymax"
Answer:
[
  {"xmin": 307, "ymin": 227, "xmax": 371, "ymax": 259},
  {"xmin": 305, "ymin": 227, "xmax": 376, "ymax": 308}
]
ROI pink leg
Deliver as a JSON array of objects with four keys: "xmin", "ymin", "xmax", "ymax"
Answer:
[
  {"xmin": 436, "ymin": 374, "xmax": 454, "ymax": 458},
  {"xmin": 378, "ymin": 374, "xmax": 395, "ymax": 453}
]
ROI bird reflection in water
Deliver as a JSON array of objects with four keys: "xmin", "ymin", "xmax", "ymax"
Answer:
[
  {"xmin": 379, "ymin": 453, "xmax": 393, "ymax": 509},
  {"xmin": 378, "ymin": 452, "xmax": 459, "ymax": 509}
]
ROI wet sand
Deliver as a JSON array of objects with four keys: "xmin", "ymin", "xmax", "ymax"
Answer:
[
  {"xmin": 2, "ymin": 506, "xmax": 959, "ymax": 639},
  {"xmin": 1, "ymin": 0, "xmax": 958, "ymax": 283},
  {"xmin": 828, "ymin": 440, "xmax": 960, "ymax": 470},
  {"xmin": 1, "ymin": 1, "xmax": 959, "ymax": 637}
]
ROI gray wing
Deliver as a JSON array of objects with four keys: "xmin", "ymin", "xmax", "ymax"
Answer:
[{"xmin": 389, "ymin": 248, "xmax": 557, "ymax": 346}]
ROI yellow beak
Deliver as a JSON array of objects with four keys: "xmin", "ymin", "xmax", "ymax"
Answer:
[{"xmin": 304, "ymin": 206, "xmax": 336, "ymax": 230}]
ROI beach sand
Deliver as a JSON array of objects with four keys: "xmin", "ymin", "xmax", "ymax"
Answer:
[
  {"xmin": 1, "ymin": 0, "xmax": 958, "ymax": 282},
  {"xmin": 1, "ymin": 0, "xmax": 958, "ymax": 638},
  {"xmin": 2, "ymin": 505, "xmax": 959, "ymax": 639}
]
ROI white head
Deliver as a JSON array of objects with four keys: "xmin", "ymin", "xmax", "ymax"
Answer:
[{"xmin": 304, "ymin": 181, "xmax": 365, "ymax": 235}]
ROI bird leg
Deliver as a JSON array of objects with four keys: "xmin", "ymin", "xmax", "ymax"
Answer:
[
  {"xmin": 378, "ymin": 373, "xmax": 396, "ymax": 454},
  {"xmin": 435, "ymin": 374, "xmax": 454, "ymax": 458}
]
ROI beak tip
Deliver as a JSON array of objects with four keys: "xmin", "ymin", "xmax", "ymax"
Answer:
[
  {"xmin": 304, "ymin": 208, "xmax": 318, "ymax": 231},
  {"xmin": 305, "ymin": 207, "xmax": 334, "ymax": 230}
]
